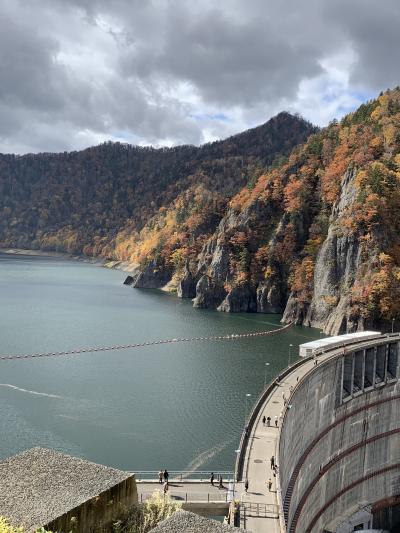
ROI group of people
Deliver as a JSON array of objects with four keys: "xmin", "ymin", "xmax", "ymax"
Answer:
[
  {"xmin": 210, "ymin": 472, "xmax": 224, "ymax": 489},
  {"xmin": 158, "ymin": 469, "xmax": 170, "ymax": 494},
  {"xmin": 262, "ymin": 414, "xmax": 279, "ymax": 427}
]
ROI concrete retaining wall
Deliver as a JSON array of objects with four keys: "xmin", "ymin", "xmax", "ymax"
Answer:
[{"xmin": 45, "ymin": 476, "xmax": 137, "ymax": 533}]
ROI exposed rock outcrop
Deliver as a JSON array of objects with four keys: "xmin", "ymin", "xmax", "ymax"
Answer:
[
  {"xmin": 131, "ymin": 259, "xmax": 173, "ymax": 289},
  {"xmin": 282, "ymin": 167, "xmax": 377, "ymax": 334},
  {"xmin": 177, "ymin": 265, "xmax": 198, "ymax": 298},
  {"xmin": 257, "ymin": 281, "xmax": 284, "ymax": 313},
  {"xmin": 122, "ymin": 89, "xmax": 400, "ymax": 335},
  {"xmin": 218, "ymin": 282, "xmax": 257, "ymax": 312}
]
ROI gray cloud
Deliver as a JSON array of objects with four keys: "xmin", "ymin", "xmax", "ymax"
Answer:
[
  {"xmin": 324, "ymin": 0, "xmax": 400, "ymax": 91},
  {"xmin": 0, "ymin": 0, "xmax": 399, "ymax": 153}
]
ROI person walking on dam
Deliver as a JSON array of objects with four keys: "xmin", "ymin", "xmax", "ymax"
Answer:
[
  {"xmin": 245, "ymin": 479, "xmax": 249, "ymax": 493},
  {"xmin": 270, "ymin": 455, "xmax": 275, "ymax": 469},
  {"xmin": 262, "ymin": 415, "xmax": 266, "ymax": 426},
  {"xmin": 274, "ymin": 415, "xmax": 278, "ymax": 427},
  {"xmin": 210, "ymin": 472, "xmax": 215, "ymax": 486},
  {"xmin": 266, "ymin": 416, "xmax": 271, "ymax": 426},
  {"xmin": 158, "ymin": 470, "xmax": 163, "ymax": 483},
  {"xmin": 164, "ymin": 469, "xmax": 169, "ymax": 483},
  {"xmin": 268, "ymin": 478, "xmax": 272, "ymax": 492},
  {"xmin": 163, "ymin": 481, "xmax": 169, "ymax": 495}
]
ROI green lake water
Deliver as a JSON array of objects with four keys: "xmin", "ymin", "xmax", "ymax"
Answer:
[{"xmin": 0, "ymin": 253, "xmax": 321, "ymax": 472}]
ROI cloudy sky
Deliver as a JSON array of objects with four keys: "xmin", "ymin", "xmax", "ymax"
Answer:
[{"xmin": 1, "ymin": 0, "xmax": 399, "ymax": 154}]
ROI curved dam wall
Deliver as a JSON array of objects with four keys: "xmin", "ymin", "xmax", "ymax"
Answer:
[{"xmin": 279, "ymin": 336, "xmax": 400, "ymax": 533}]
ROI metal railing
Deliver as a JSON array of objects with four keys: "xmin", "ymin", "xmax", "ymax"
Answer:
[
  {"xmin": 240, "ymin": 501, "xmax": 279, "ymax": 518},
  {"xmin": 139, "ymin": 491, "xmax": 230, "ymax": 503},
  {"xmin": 133, "ymin": 470, "xmax": 234, "ymax": 482}
]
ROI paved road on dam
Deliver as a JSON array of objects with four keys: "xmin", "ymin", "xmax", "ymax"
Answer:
[{"xmin": 239, "ymin": 354, "xmax": 326, "ymax": 533}]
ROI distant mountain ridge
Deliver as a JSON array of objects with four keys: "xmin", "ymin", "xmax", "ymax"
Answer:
[
  {"xmin": 1, "ymin": 89, "xmax": 400, "ymax": 334},
  {"xmin": 0, "ymin": 111, "xmax": 313, "ymax": 257}
]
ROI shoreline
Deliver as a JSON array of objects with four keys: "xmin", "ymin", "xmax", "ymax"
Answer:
[
  {"xmin": 0, "ymin": 247, "xmax": 139, "ymax": 274},
  {"xmin": 0, "ymin": 247, "xmax": 73, "ymax": 258}
]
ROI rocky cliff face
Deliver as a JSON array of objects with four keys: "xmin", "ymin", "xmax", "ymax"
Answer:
[
  {"xmin": 128, "ymin": 89, "xmax": 400, "ymax": 335},
  {"xmin": 190, "ymin": 204, "xmax": 287, "ymax": 313},
  {"xmin": 130, "ymin": 259, "xmax": 173, "ymax": 289},
  {"xmin": 2, "ymin": 87, "xmax": 399, "ymax": 334},
  {"xmin": 282, "ymin": 167, "xmax": 365, "ymax": 333}
]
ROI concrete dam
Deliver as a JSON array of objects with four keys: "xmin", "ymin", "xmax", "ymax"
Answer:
[
  {"xmin": 279, "ymin": 332, "xmax": 400, "ymax": 532},
  {"xmin": 236, "ymin": 331, "xmax": 400, "ymax": 533}
]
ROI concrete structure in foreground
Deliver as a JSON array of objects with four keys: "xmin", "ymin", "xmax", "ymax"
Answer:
[
  {"xmin": 0, "ymin": 447, "xmax": 137, "ymax": 532},
  {"xmin": 236, "ymin": 331, "xmax": 400, "ymax": 533}
]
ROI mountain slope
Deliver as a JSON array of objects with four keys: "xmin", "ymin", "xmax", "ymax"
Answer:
[
  {"xmin": 0, "ymin": 112, "xmax": 314, "ymax": 257},
  {"xmin": 2, "ymin": 88, "xmax": 400, "ymax": 334},
  {"xmin": 178, "ymin": 88, "xmax": 400, "ymax": 333}
]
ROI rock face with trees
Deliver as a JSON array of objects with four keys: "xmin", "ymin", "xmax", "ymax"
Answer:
[{"xmin": 1, "ymin": 88, "xmax": 400, "ymax": 333}]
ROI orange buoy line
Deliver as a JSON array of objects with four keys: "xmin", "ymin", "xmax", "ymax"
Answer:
[{"xmin": 0, "ymin": 323, "xmax": 292, "ymax": 361}]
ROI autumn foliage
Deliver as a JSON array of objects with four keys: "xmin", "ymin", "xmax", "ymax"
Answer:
[{"xmin": 1, "ymin": 88, "xmax": 400, "ymax": 327}]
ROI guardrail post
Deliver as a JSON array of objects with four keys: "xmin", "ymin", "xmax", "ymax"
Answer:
[
  {"xmin": 208, "ymin": 493, "xmax": 210, "ymax": 503},
  {"xmin": 185, "ymin": 493, "xmax": 187, "ymax": 503}
]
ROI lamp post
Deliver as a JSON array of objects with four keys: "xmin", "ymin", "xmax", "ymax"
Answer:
[
  {"xmin": 245, "ymin": 394, "xmax": 251, "ymax": 425},
  {"xmin": 392, "ymin": 318, "xmax": 395, "ymax": 333},
  {"xmin": 234, "ymin": 449, "xmax": 240, "ymax": 492},
  {"xmin": 264, "ymin": 362, "xmax": 270, "ymax": 388},
  {"xmin": 288, "ymin": 344, "xmax": 293, "ymax": 367}
]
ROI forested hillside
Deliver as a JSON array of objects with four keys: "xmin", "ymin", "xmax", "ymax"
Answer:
[
  {"xmin": 170, "ymin": 88, "xmax": 400, "ymax": 334},
  {"xmin": 125, "ymin": 88, "xmax": 400, "ymax": 334},
  {"xmin": 0, "ymin": 112, "xmax": 312, "ymax": 256},
  {"xmin": 2, "ymin": 88, "xmax": 400, "ymax": 333}
]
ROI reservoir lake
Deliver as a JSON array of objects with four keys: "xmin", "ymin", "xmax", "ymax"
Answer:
[{"xmin": 0, "ymin": 253, "xmax": 321, "ymax": 473}]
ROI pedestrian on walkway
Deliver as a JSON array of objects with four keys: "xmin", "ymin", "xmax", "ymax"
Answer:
[
  {"xmin": 268, "ymin": 478, "xmax": 272, "ymax": 492},
  {"xmin": 163, "ymin": 481, "xmax": 169, "ymax": 495},
  {"xmin": 274, "ymin": 415, "xmax": 278, "ymax": 427},
  {"xmin": 245, "ymin": 479, "xmax": 249, "ymax": 493},
  {"xmin": 270, "ymin": 455, "xmax": 275, "ymax": 469},
  {"xmin": 266, "ymin": 416, "xmax": 271, "ymax": 427},
  {"xmin": 158, "ymin": 470, "xmax": 163, "ymax": 484},
  {"xmin": 210, "ymin": 472, "xmax": 215, "ymax": 486},
  {"xmin": 164, "ymin": 469, "xmax": 169, "ymax": 483},
  {"xmin": 219, "ymin": 475, "xmax": 223, "ymax": 489},
  {"xmin": 262, "ymin": 415, "xmax": 266, "ymax": 426}
]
